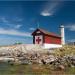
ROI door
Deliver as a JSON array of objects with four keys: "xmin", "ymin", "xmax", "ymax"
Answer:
[{"xmin": 35, "ymin": 35, "xmax": 43, "ymax": 44}]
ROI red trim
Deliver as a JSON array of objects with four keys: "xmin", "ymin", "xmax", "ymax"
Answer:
[{"xmin": 32, "ymin": 28, "xmax": 61, "ymax": 38}]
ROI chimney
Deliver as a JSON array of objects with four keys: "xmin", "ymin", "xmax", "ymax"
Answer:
[{"xmin": 60, "ymin": 25, "xmax": 65, "ymax": 45}]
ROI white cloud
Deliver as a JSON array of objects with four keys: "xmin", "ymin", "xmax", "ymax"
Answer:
[
  {"xmin": 0, "ymin": 17, "xmax": 9, "ymax": 23},
  {"xmin": 15, "ymin": 17, "xmax": 23, "ymax": 22},
  {"xmin": 0, "ymin": 28, "xmax": 32, "ymax": 37},
  {"xmin": 67, "ymin": 39, "xmax": 75, "ymax": 42},
  {"xmin": 40, "ymin": 1, "xmax": 62, "ymax": 16},
  {"xmin": 41, "ymin": 11, "xmax": 52, "ymax": 16},
  {"xmin": 14, "ymin": 24, "xmax": 22, "ymax": 29},
  {"xmin": 17, "ymin": 18, "xmax": 22, "ymax": 22},
  {"xmin": 0, "ymin": 17, "xmax": 22, "ymax": 23},
  {"xmin": 65, "ymin": 24, "xmax": 75, "ymax": 31},
  {"xmin": 0, "ymin": 37, "xmax": 32, "ymax": 46},
  {"xmin": 0, "ymin": 16, "xmax": 23, "ymax": 30},
  {"xmin": 29, "ymin": 27, "xmax": 35, "ymax": 31}
]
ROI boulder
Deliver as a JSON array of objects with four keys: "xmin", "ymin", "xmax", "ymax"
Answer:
[{"xmin": 57, "ymin": 65, "xmax": 65, "ymax": 70}]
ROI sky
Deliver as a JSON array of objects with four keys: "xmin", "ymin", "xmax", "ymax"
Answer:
[{"xmin": 0, "ymin": 1, "xmax": 75, "ymax": 45}]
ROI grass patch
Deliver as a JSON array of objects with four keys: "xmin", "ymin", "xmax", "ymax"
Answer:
[{"xmin": 0, "ymin": 63, "xmax": 75, "ymax": 75}]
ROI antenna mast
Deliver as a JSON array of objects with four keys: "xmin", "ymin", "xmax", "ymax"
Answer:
[{"xmin": 37, "ymin": 22, "xmax": 40, "ymax": 28}]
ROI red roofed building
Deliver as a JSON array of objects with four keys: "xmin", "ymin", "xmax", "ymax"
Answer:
[{"xmin": 32, "ymin": 27, "xmax": 64, "ymax": 48}]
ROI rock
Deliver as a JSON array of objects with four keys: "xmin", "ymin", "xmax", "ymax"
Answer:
[
  {"xmin": 41, "ymin": 59, "xmax": 46, "ymax": 64},
  {"xmin": 70, "ymin": 56, "xmax": 75, "ymax": 61},
  {"xmin": 0, "ymin": 57, "xmax": 15, "ymax": 62},
  {"xmin": 58, "ymin": 65, "xmax": 65, "ymax": 70},
  {"xmin": 31, "ymin": 59, "xmax": 42, "ymax": 64},
  {"xmin": 20, "ymin": 59, "xmax": 31, "ymax": 65},
  {"xmin": 45, "ymin": 55, "xmax": 56, "ymax": 64}
]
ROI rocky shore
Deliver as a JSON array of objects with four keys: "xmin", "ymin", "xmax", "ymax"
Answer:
[{"xmin": 0, "ymin": 44, "xmax": 75, "ymax": 70}]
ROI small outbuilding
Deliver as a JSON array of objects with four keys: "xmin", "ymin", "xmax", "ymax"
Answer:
[{"xmin": 32, "ymin": 28, "xmax": 63, "ymax": 49}]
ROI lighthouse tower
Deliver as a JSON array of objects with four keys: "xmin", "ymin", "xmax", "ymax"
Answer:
[{"xmin": 60, "ymin": 25, "xmax": 65, "ymax": 45}]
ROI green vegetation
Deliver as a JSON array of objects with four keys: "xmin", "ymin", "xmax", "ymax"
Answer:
[
  {"xmin": 0, "ymin": 62, "xmax": 75, "ymax": 75},
  {"xmin": 0, "ymin": 63, "xmax": 51, "ymax": 75},
  {"xmin": 54, "ymin": 45, "xmax": 75, "ymax": 57},
  {"xmin": 14, "ymin": 42, "xmax": 22, "ymax": 45}
]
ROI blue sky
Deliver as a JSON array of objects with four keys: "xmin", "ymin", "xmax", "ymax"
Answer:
[{"xmin": 0, "ymin": 1, "xmax": 75, "ymax": 45}]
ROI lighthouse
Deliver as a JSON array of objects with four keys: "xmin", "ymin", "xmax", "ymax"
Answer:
[{"xmin": 60, "ymin": 25, "xmax": 65, "ymax": 45}]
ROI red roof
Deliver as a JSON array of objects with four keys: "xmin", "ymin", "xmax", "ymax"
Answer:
[{"xmin": 32, "ymin": 28, "xmax": 61, "ymax": 38}]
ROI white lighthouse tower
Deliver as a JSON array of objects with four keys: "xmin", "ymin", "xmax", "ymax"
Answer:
[{"xmin": 60, "ymin": 25, "xmax": 65, "ymax": 45}]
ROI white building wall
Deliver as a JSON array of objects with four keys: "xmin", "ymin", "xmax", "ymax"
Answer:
[{"xmin": 43, "ymin": 43, "xmax": 62, "ymax": 49}]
